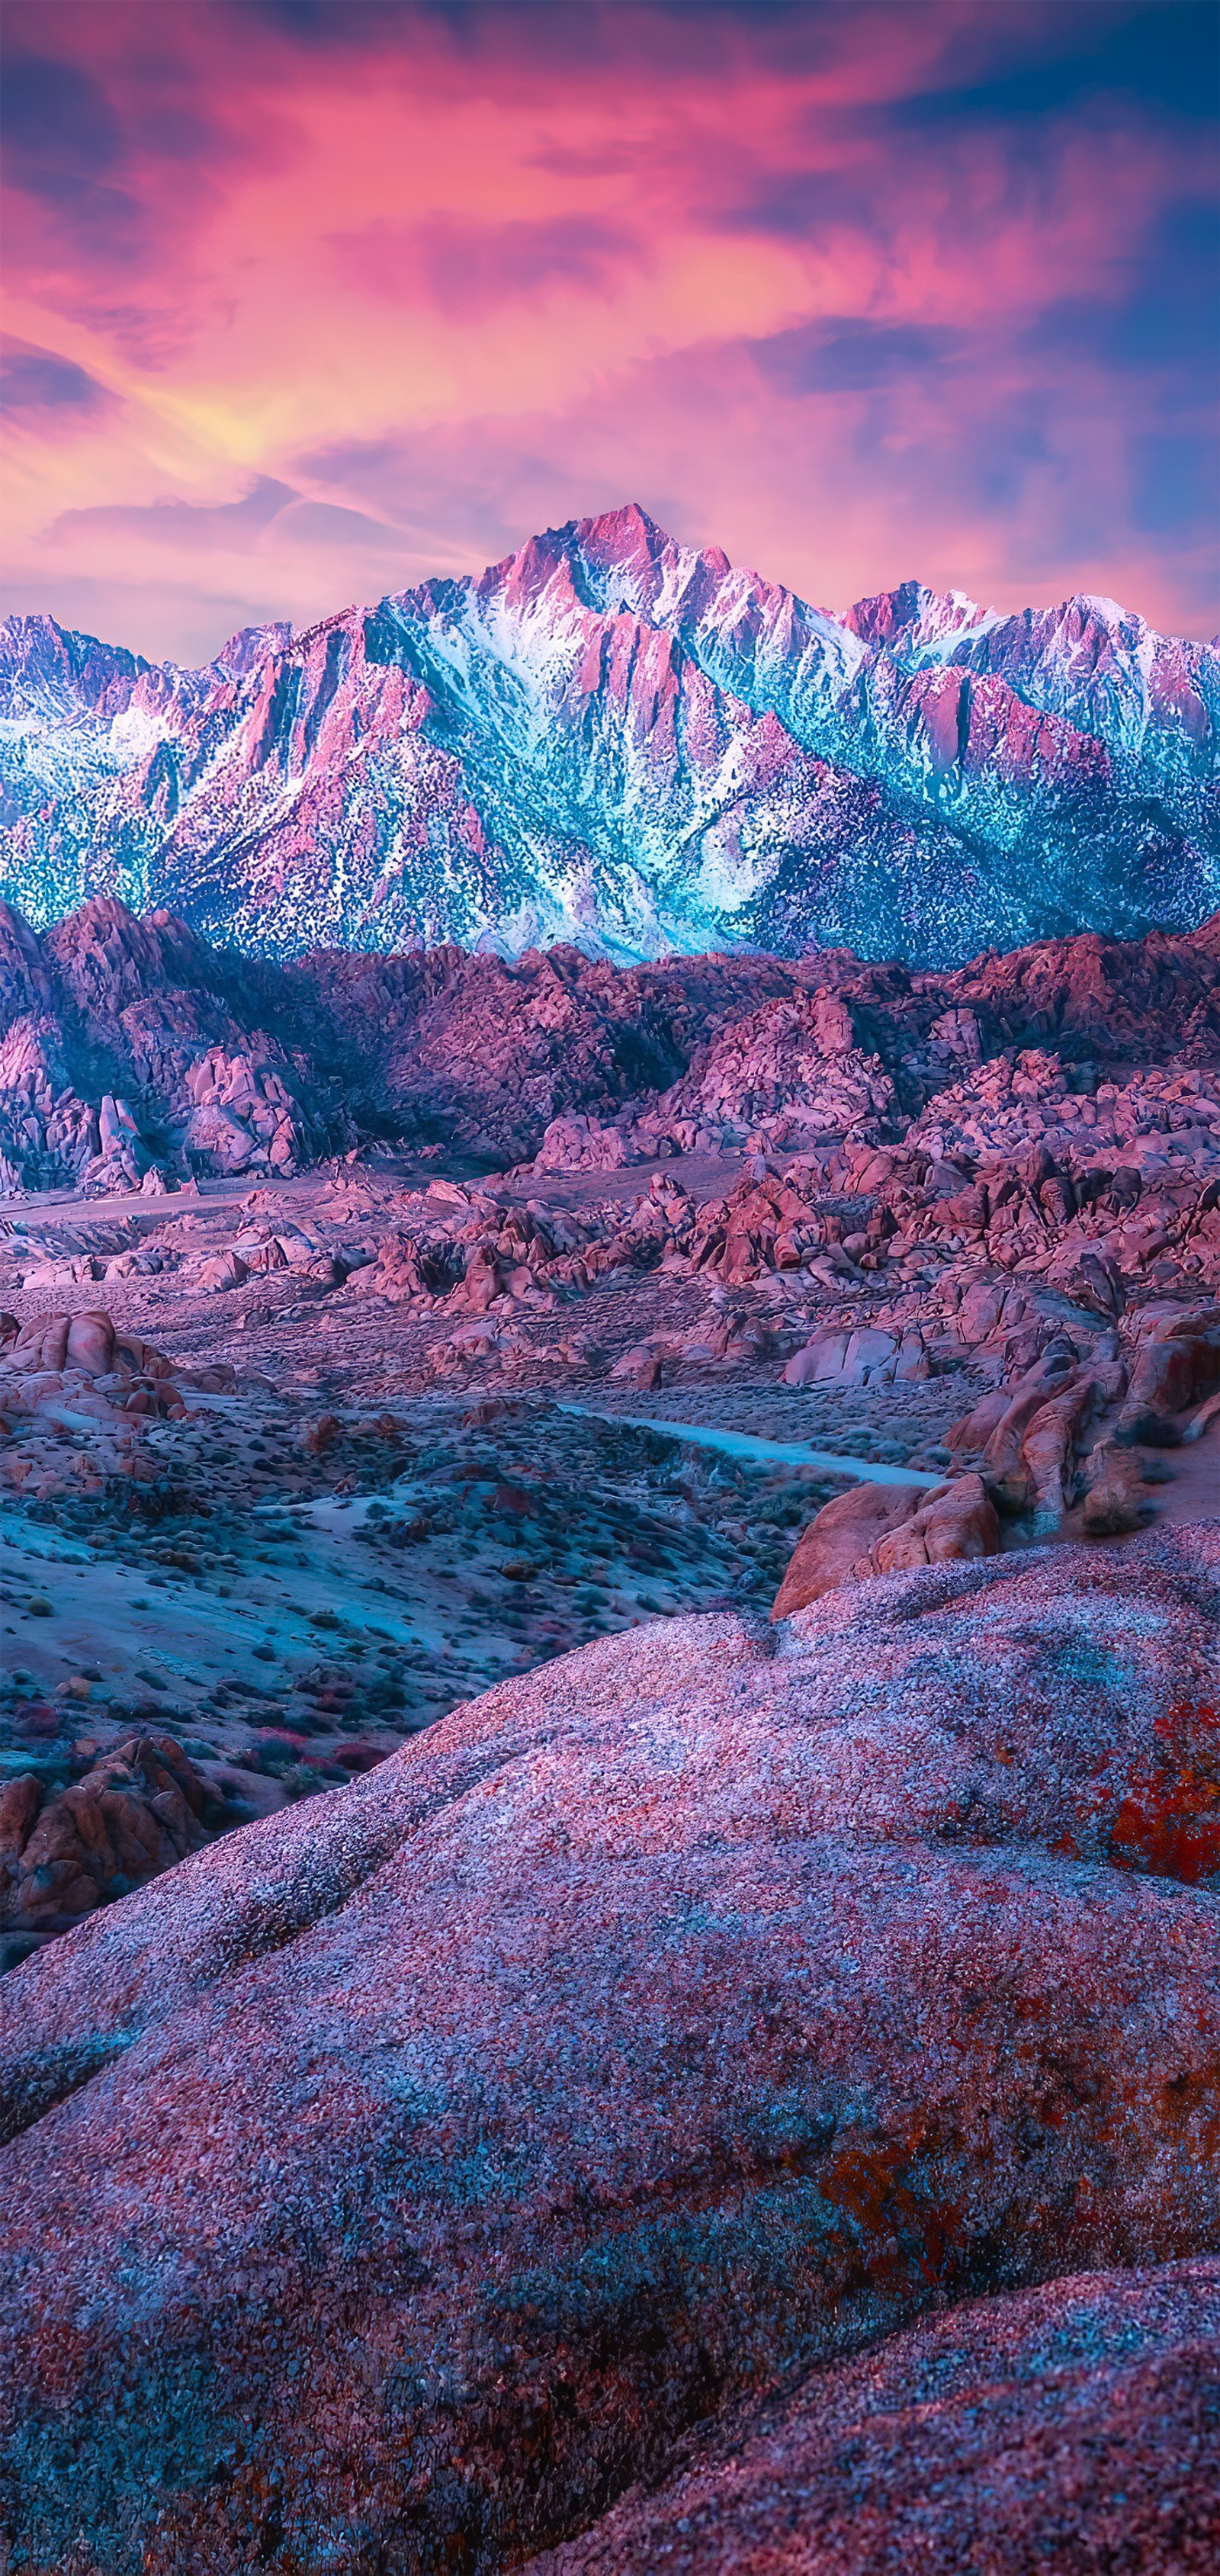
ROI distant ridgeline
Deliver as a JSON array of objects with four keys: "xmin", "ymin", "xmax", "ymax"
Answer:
[
  {"xmin": 0, "ymin": 887, "xmax": 1216, "ymax": 1193},
  {"xmin": 1, "ymin": 507, "xmax": 1217, "ymax": 968}
]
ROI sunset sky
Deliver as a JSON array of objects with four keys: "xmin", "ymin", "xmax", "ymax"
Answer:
[{"xmin": 1, "ymin": 0, "xmax": 1216, "ymax": 664}]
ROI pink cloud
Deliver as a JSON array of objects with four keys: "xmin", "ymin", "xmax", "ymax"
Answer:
[
  {"xmin": 334, "ymin": 214, "xmax": 647, "ymax": 320},
  {"xmin": 0, "ymin": 0, "xmax": 1213, "ymax": 657}
]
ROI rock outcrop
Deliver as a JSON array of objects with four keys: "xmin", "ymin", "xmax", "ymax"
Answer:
[
  {"xmin": 1116, "ymin": 1308, "xmax": 1220, "ymax": 1445},
  {"xmin": 0, "ymin": 895, "xmax": 353, "ymax": 1191},
  {"xmin": 181, "ymin": 1045, "xmax": 336, "ymax": 1177},
  {"xmin": 0, "ymin": 1734, "xmax": 212, "ymax": 1949},
  {"xmin": 640, "ymin": 989, "xmax": 897, "ymax": 1155},
  {"xmin": 0, "ymin": 1309, "xmax": 234, "ymax": 1497},
  {"xmin": 0, "ymin": 891, "xmax": 1217, "ymax": 1191},
  {"xmin": 2, "ymin": 1525, "xmax": 1218, "ymax": 2572},
  {"xmin": 771, "ymin": 1473, "xmax": 999, "ymax": 1614}
]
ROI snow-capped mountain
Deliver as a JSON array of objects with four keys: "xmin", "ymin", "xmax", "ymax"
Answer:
[{"xmin": 1, "ymin": 506, "xmax": 1216, "ymax": 965}]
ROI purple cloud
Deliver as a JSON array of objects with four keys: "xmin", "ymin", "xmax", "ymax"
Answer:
[
  {"xmin": 0, "ymin": 335, "xmax": 110, "ymax": 415},
  {"xmin": 334, "ymin": 212, "xmax": 644, "ymax": 319}
]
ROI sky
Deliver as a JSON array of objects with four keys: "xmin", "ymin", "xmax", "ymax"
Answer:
[{"xmin": 1, "ymin": 0, "xmax": 1217, "ymax": 665}]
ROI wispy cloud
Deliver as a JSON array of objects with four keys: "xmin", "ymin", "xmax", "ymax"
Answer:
[
  {"xmin": 333, "ymin": 212, "xmax": 645, "ymax": 320},
  {"xmin": 1, "ymin": 0, "xmax": 1215, "ymax": 657},
  {"xmin": 1, "ymin": 333, "xmax": 112, "ymax": 416}
]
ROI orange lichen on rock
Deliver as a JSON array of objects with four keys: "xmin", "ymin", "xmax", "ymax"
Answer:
[{"xmin": 1106, "ymin": 1701, "xmax": 1220, "ymax": 1885}]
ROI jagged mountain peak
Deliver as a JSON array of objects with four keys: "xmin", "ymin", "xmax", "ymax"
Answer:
[
  {"xmin": 0, "ymin": 610, "xmax": 152, "ymax": 721},
  {"xmin": 210, "ymin": 620, "xmax": 295, "ymax": 679},
  {"xmin": 845, "ymin": 582, "xmax": 988, "ymax": 649},
  {"xmin": 0, "ymin": 510, "xmax": 1216, "ymax": 970}
]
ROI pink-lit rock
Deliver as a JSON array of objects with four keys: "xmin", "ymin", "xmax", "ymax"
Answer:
[
  {"xmin": 525, "ymin": 2259, "xmax": 1220, "ymax": 2575},
  {"xmin": 2, "ymin": 516, "xmax": 1217, "ymax": 968},
  {"xmin": 772, "ymin": 1473, "xmax": 999, "ymax": 1611},
  {"xmin": 770, "ymin": 1479, "xmax": 920, "ymax": 1608},
  {"xmin": 0, "ymin": 1735, "xmax": 212, "ymax": 1940},
  {"xmin": 2, "ymin": 1528, "xmax": 1218, "ymax": 2571}
]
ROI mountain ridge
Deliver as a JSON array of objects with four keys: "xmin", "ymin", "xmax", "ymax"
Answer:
[
  {"xmin": 2, "ymin": 885, "xmax": 1216, "ymax": 1192},
  {"xmin": 2, "ymin": 505, "xmax": 1217, "ymax": 967}
]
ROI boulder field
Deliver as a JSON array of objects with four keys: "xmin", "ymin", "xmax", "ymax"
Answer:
[
  {"xmin": 2, "ymin": 1524, "xmax": 1218, "ymax": 2572},
  {"xmin": 1, "ymin": 890, "xmax": 1218, "ymax": 1190}
]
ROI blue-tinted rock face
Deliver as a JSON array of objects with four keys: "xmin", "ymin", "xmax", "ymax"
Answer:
[{"xmin": 2, "ymin": 507, "xmax": 1217, "ymax": 965}]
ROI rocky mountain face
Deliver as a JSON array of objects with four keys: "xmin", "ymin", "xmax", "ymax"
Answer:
[
  {"xmin": 2, "ymin": 509, "xmax": 1216, "ymax": 965},
  {"xmin": 1, "ymin": 891, "xmax": 1217, "ymax": 1193},
  {"xmin": 2, "ymin": 894, "xmax": 1218, "ymax": 1192},
  {"xmin": 0, "ymin": 896, "xmax": 354, "ymax": 1193}
]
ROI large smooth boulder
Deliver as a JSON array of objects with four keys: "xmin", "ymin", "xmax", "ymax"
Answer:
[
  {"xmin": 770, "ymin": 1479, "xmax": 920, "ymax": 1608},
  {"xmin": 782, "ymin": 1328, "xmax": 926, "ymax": 1390},
  {"xmin": 869, "ymin": 1472, "xmax": 1000, "ymax": 1572},
  {"xmin": 525, "ymin": 2259, "xmax": 1220, "ymax": 2575},
  {"xmin": 195, "ymin": 1246, "xmax": 251, "ymax": 1291},
  {"xmin": 0, "ymin": 1311, "xmax": 178, "ymax": 1387},
  {"xmin": 1116, "ymin": 1308, "xmax": 1220, "ymax": 1445},
  {"xmin": 1083, "ymin": 1441, "xmax": 1158, "ymax": 1535},
  {"xmin": 534, "ymin": 1114, "xmax": 639, "ymax": 1173},
  {"xmin": 772, "ymin": 1473, "xmax": 999, "ymax": 1611},
  {"xmin": 1014, "ymin": 1370, "xmax": 1114, "ymax": 1519},
  {"xmin": 782, "ymin": 1330, "xmax": 851, "ymax": 1385},
  {"xmin": 946, "ymin": 1386, "xmax": 1012, "ymax": 1452},
  {"xmin": 2, "ymin": 1529, "xmax": 1218, "ymax": 2573},
  {"xmin": 0, "ymin": 1317, "xmax": 190, "ymax": 1463},
  {"xmin": 980, "ymin": 1344, "xmax": 1082, "ymax": 1508}
]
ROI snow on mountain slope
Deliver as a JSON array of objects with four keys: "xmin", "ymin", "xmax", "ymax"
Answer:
[
  {"xmin": 844, "ymin": 580, "xmax": 1219, "ymax": 782},
  {"xmin": 1, "ymin": 508, "xmax": 1216, "ymax": 965}
]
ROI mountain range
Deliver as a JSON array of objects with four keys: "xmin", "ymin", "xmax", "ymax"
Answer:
[
  {"xmin": 2, "ymin": 504, "xmax": 1217, "ymax": 967},
  {"xmin": 2, "ymin": 888, "xmax": 1216, "ymax": 1193}
]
